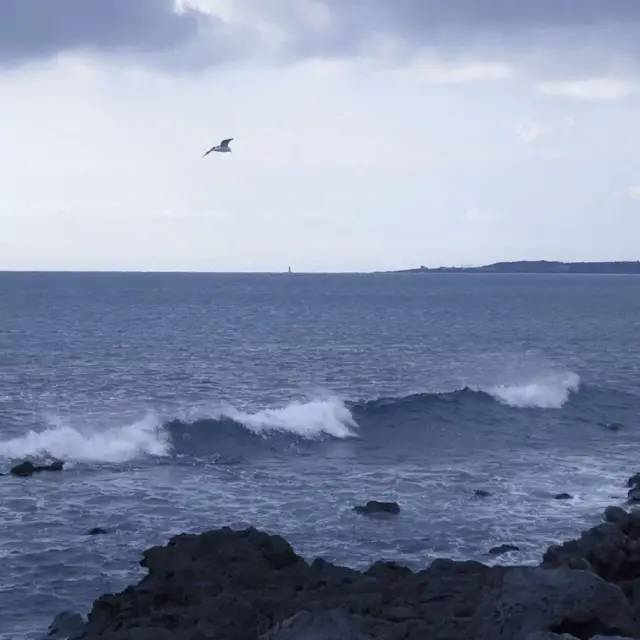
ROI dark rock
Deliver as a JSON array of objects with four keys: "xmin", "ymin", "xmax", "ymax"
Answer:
[
  {"xmin": 10, "ymin": 459, "xmax": 65, "ymax": 477},
  {"xmin": 554, "ymin": 493, "xmax": 573, "ymax": 500},
  {"xmin": 472, "ymin": 568, "xmax": 639, "ymax": 640},
  {"xmin": 489, "ymin": 544, "xmax": 520, "ymax": 556},
  {"xmin": 11, "ymin": 461, "xmax": 36, "ymax": 477},
  {"xmin": 259, "ymin": 609, "xmax": 374, "ymax": 640},
  {"xmin": 604, "ymin": 506, "xmax": 629, "ymax": 525},
  {"xmin": 45, "ymin": 611, "xmax": 86, "ymax": 639},
  {"xmin": 628, "ymin": 472, "xmax": 640, "ymax": 489},
  {"xmin": 58, "ymin": 518, "xmax": 640, "ymax": 640},
  {"xmin": 542, "ymin": 507, "xmax": 640, "ymax": 595},
  {"xmin": 365, "ymin": 560, "xmax": 412, "ymax": 581},
  {"xmin": 474, "ymin": 489, "xmax": 492, "ymax": 498},
  {"xmin": 627, "ymin": 487, "xmax": 640, "ymax": 503},
  {"xmin": 353, "ymin": 501, "xmax": 400, "ymax": 516},
  {"xmin": 524, "ymin": 633, "xmax": 578, "ymax": 639},
  {"xmin": 600, "ymin": 422, "xmax": 624, "ymax": 432},
  {"xmin": 87, "ymin": 528, "xmax": 109, "ymax": 536}
]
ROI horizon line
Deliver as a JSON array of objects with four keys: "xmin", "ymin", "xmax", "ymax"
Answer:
[{"xmin": 1, "ymin": 258, "xmax": 640, "ymax": 276}]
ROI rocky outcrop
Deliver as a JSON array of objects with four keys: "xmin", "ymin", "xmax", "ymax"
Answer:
[
  {"xmin": 353, "ymin": 500, "xmax": 400, "ymax": 516},
  {"xmin": 542, "ymin": 505, "xmax": 640, "ymax": 607},
  {"xmin": 71, "ymin": 526, "xmax": 640, "ymax": 640},
  {"xmin": 473, "ymin": 567, "xmax": 638, "ymax": 639},
  {"xmin": 44, "ymin": 611, "xmax": 86, "ymax": 639},
  {"xmin": 489, "ymin": 544, "xmax": 520, "ymax": 556},
  {"xmin": 10, "ymin": 459, "xmax": 64, "ymax": 477}
]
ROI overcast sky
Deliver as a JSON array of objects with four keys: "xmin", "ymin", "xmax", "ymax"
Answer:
[{"xmin": 1, "ymin": 0, "xmax": 639, "ymax": 271}]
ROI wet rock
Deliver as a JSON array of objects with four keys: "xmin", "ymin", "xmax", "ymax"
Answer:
[
  {"xmin": 11, "ymin": 461, "xmax": 37, "ymax": 477},
  {"xmin": 45, "ymin": 611, "xmax": 86, "ymax": 639},
  {"xmin": 628, "ymin": 472, "xmax": 640, "ymax": 489},
  {"xmin": 600, "ymin": 421, "xmax": 624, "ymax": 432},
  {"xmin": 87, "ymin": 528, "xmax": 109, "ymax": 536},
  {"xmin": 474, "ymin": 489, "xmax": 491, "ymax": 498},
  {"xmin": 628, "ymin": 487, "xmax": 640, "ymax": 503},
  {"xmin": 10, "ymin": 459, "xmax": 65, "ymax": 477},
  {"xmin": 554, "ymin": 493, "xmax": 573, "ymax": 500},
  {"xmin": 353, "ymin": 500, "xmax": 400, "ymax": 516},
  {"xmin": 604, "ymin": 506, "xmax": 629, "ymax": 525},
  {"xmin": 489, "ymin": 544, "xmax": 520, "ymax": 556}
]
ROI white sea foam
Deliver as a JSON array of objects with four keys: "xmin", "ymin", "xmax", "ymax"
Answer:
[
  {"xmin": 485, "ymin": 371, "xmax": 580, "ymax": 409},
  {"xmin": 0, "ymin": 413, "xmax": 170, "ymax": 463},
  {"xmin": 0, "ymin": 398, "xmax": 357, "ymax": 463},
  {"xmin": 222, "ymin": 397, "xmax": 357, "ymax": 439}
]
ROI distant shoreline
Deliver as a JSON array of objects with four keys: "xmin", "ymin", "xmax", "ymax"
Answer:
[
  {"xmin": 1, "ymin": 260, "xmax": 640, "ymax": 274},
  {"xmin": 395, "ymin": 260, "xmax": 640, "ymax": 274}
]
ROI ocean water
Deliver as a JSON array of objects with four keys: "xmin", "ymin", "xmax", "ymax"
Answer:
[{"xmin": 1, "ymin": 272, "xmax": 639, "ymax": 638}]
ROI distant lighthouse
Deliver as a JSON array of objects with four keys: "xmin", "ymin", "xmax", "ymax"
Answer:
[{"xmin": 288, "ymin": 266, "xmax": 292, "ymax": 274}]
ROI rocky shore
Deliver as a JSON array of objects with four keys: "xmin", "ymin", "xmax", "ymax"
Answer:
[{"xmin": 37, "ymin": 472, "xmax": 640, "ymax": 640}]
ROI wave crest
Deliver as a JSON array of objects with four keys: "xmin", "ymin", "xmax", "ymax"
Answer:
[
  {"xmin": 0, "ymin": 413, "xmax": 170, "ymax": 463},
  {"xmin": 484, "ymin": 371, "xmax": 580, "ymax": 409},
  {"xmin": 221, "ymin": 397, "xmax": 357, "ymax": 439},
  {"xmin": 0, "ymin": 398, "xmax": 357, "ymax": 463}
]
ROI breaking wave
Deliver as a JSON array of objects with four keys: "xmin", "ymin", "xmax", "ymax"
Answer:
[
  {"xmin": 0, "ymin": 372, "xmax": 581, "ymax": 464},
  {"xmin": 0, "ymin": 413, "xmax": 170, "ymax": 463},
  {"xmin": 0, "ymin": 397, "xmax": 356, "ymax": 464},
  {"xmin": 483, "ymin": 371, "xmax": 581, "ymax": 409}
]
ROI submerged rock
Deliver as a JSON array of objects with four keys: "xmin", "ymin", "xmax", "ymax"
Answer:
[
  {"xmin": 353, "ymin": 501, "xmax": 400, "ymax": 516},
  {"xmin": 554, "ymin": 493, "xmax": 573, "ymax": 500},
  {"xmin": 86, "ymin": 527, "xmax": 109, "ymax": 536},
  {"xmin": 598, "ymin": 421, "xmax": 625, "ymax": 433},
  {"xmin": 10, "ymin": 460, "xmax": 65, "ymax": 477},
  {"xmin": 489, "ymin": 544, "xmax": 520, "ymax": 556},
  {"xmin": 474, "ymin": 489, "xmax": 492, "ymax": 498}
]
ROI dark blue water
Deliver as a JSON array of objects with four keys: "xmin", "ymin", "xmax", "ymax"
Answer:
[{"xmin": 1, "ymin": 272, "xmax": 639, "ymax": 639}]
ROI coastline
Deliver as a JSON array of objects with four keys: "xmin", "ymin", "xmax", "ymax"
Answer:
[
  {"xmin": 46, "ymin": 475, "xmax": 640, "ymax": 640},
  {"xmin": 393, "ymin": 260, "xmax": 640, "ymax": 275}
]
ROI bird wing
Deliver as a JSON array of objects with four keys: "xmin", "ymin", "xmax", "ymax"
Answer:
[
  {"xmin": 202, "ymin": 145, "xmax": 216, "ymax": 157},
  {"xmin": 220, "ymin": 138, "xmax": 233, "ymax": 147}
]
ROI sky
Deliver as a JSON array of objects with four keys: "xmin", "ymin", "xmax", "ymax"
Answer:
[{"xmin": 1, "ymin": 0, "xmax": 639, "ymax": 271}]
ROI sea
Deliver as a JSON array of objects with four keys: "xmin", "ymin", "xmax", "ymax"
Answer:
[{"xmin": 1, "ymin": 272, "xmax": 639, "ymax": 638}]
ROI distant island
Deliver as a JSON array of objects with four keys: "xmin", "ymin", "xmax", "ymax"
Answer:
[{"xmin": 397, "ymin": 260, "xmax": 640, "ymax": 274}]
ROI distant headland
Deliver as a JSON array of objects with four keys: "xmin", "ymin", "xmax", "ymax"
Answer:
[{"xmin": 396, "ymin": 260, "xmax": 640, "ymax": 274}]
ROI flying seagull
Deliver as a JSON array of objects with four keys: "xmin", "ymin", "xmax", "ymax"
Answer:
[{"xmin": 203, "ymin": 138, "xmax": 233, "ymax": 157}]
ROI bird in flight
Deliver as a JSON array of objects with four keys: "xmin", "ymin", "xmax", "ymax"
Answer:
[{"xmin": 203, "ymin": 138, "xmax": 233, "ymax": 157}]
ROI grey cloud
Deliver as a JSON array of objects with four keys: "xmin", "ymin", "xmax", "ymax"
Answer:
[
  {"xmin": 2, "ymin": 0, "xmax": 640, "ymax": 71},
  {"xmin": 274, "ymin": 0, "xmax": 640, "ymax": 57},
  {"xmin": 0, "ymin": 0, "xmax": 220, "ymax": 64}
]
